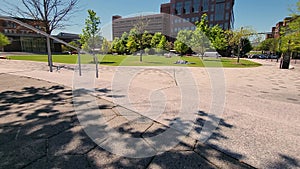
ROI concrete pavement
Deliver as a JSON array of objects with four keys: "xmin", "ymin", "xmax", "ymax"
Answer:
[{"xmin": 0, "ymin": 58, "xmax": 299, "ymax": 168}]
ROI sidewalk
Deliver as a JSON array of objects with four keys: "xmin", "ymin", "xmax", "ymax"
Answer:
[
  {"xmin": 1, "ymin": 59, "xmax": 299, "ymax": 169},
  {"xmin": 0, "ymin": 70, "xmax": 253, "ymax": 168}
]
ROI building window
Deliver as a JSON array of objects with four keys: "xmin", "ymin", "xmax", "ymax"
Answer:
[
  {"xmin": 216, "ymin": 0, "xmax": 225, "ymax": 2},
  {"xmin": 210, "ymin": 14, "xmax": 214, "ymax": 21},
  {"xmin": 225, "ymin": 12, "xmax": 229, "ymax": 20},
  {"xmin": 184, "ymin": 1, "xmax": 191, "ymax": 14},
  {"xmin": 226, "ymin": 2, "xmax": 231, "ymax": 10},
  {"xmin": 202, "ymin": 0, "xmax": 209, "ymax": 12},
  {"xmin": 215, "ymin": 3, "xmax": 225, "ymax": 21},
  {"xmin": 193, "ymin": 0, "xmax": 200, "ymax": 13},
  {"xmin": 210, "ymin": 4, "xmax": 215, "ymax": 12},
  {"xmin": 224, "ymin": 22, "xmax": 229, "ymax": 30},
  {"xmin": 219, "ymin": 23, "xmax": 224, "ymax": 29},
  {"xmin": 172, "ymin": 4, "xmax": 176, "ymax": 15},
  {"xmin": 175, "ymin": 2, "xmax": 183, "ymax": 15}
]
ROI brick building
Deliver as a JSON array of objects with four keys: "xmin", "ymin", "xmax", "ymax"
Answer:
[
  {"xmin": 267, "ymin": 17, "xmax": 293, "ymax": 39},
  {"xmin": 161, "ymin": 0, "xmax": 235, "ymax": 37},
  {"xmin": 0, "ymin": 17, "xmax": 48, "ymax": 52}
]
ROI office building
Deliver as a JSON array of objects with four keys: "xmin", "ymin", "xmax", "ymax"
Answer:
[
  {"xmin": 161, "ymin": 0, "xmax": 235, "ymax": 37},
  {"xmin": 112, "ymin": 14, "xmax": 170, "ymax": 39},
  {"xmin": 112, "ymin": 0, "xmax": 235, "ymax": 40}
]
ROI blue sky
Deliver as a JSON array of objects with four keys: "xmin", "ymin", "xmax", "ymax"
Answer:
[{"xmin": 0, "ymin": 0, "xmax": 299, "ymax": 38}]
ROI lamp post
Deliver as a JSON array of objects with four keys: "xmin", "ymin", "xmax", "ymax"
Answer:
[{"xmin": 280, "ymin": 40, "xmax": 291, "ymax": 69}]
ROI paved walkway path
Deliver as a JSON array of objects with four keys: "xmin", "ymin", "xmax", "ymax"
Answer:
[{"xmin": 0, "ymin": 59, "xmax": 299, "ymax": 168}]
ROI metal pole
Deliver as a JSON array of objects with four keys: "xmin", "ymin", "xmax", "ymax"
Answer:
[
  {"xmin": 77, "ymin": 50, "xmax": 82, "ymax": 76},
  {"xmin": 46, "ymin": 36, "xmax": 53, "ymax": 72},
  {"xmin": 95, "ymin": 54, "xmax": 99, "ymax": 78}
]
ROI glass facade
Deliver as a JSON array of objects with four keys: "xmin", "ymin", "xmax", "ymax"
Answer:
[
  {"xmin": 184, "ymin": 1, "xmax": 191, "ymax": 14},
  {"xmin": 202, "ymin": 0, "xmax": 209, "ymax": 12},
  {"xmin": 20, "ymin": 37, "xmax": 46, "ymax": 52},
  {"xmin": 226, "ymin": 1, "xmax": 231, "ymax": 9},
  {"xmin": 215, "ymin": 3, "xmax": 225, "ymax": 21},
  {"xmin": 210, "ymin": 14, "xmax": 214, "ymax": 21},
  {"xmin": 175, "ymin": 2, "xmax": 183, "ymax": 15},
  {"xmin": 193, "ymin": 0, "xmax": 200, "ymax": 13},
  {"xmin": 210, "ymin": 4, "xmax": 215, "ymax": 12},
  {"xmin": 225, "ymin": 12, "xmax": 229, "ymax": 20}
]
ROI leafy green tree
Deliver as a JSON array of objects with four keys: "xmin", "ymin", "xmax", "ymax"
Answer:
[
  {"xmin": 80, "ymin": 10, "xmax": 101, "ymax": 52},
  {"xmin": 62, "ymin": 40, "xmax": 80, "ymax": 53},
  {"xmin": 196, "ymin": 14, "xmax": 228, "ymax": 56},
  {"xmin": 190, "ymin": 27, "xmax": 211, "ymax": 59},
  {"xmin": 112, "ymin": 37, "xmax": 126, "ymax": 54},
  {"xmin": 174, "ymin": 41, "xmax": 189, "ymax": 56},
  {"xmin": 233, "ymin": 38, "xmax": 253, "ymax": 56},
  {"xmin": 151, "ymin": 32, "xmax": 163, "ymax": 48},
  {"xmin": 0, "ymin": 33, "xmax": 10, "ymax": 52},
  {"xmin": 257, "ymin": 38, "xmax": 278, "ymax": 53},
  {"xmin": 174, "ymin": 30, "xmax": 193, "ymax": 55},
  {"xmin": 209, "ymin": 25, "xmax": 228, "ymax": 51},
  {"xmin": 101, "ymin": 38, "xmax": 111, "ymax": 54},
  {"xmin": 165, "ymin": 41, "xmax": 173, "ymax": 52},
  {"xmin": 142, "ymin": 31, "xmax": 152, "ymax": 49},
  {"xmin": 132, "ymin": 16, "xmax": 149, "ymax": 62},
  {"xmin": 156, "ymin": 36, "xmax": 167, "ymax": 55},
  {"xmin": 227, "ymin": 27, "xmax": 257, "ymax": 62},
  {"xmin": 281, "ymin": 0, "xmax": 300, "ymax": 54},
  {"xmin": 80, "ymin": 9, "xmax": 101, "ymax": 78},
  {"xmin": 127, "ymin": 29, "xmax": 138, "ymax": 54}
]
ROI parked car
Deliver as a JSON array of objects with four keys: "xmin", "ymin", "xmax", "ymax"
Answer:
[
  {"xmin": 250, "ymin": 54, "xmax": 260, "ymax": 59},
  {"xmin": 269, "ymin": 55, "xmax": 278, "ymax": 59},
  {"xmin": 62, "ymin": 51, "xmax": 71, "ymax": 55},
  {"xmin": 259, "ymin": 54, "xmax": 267, "ymax": 59}
]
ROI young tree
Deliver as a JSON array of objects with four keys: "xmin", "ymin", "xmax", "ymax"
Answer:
[
  {"xmin": 191, "ymin": 27, "xmax": 211, "ymax": 59},
  {"xmin": 156, "ymin": 35, "xmax": 167, "ymax": 55},
  {"xmin": 174, "ymin": 30, "xmax": 193, "ymax": 55},
  {"xmin": 101, "ymin": 38, "xmax": 111, "ymax": 54},
  {"xmin": 1, "ymin": 0, "xmax": 79, "ymax": 72},
  {"xmin": 0, "ymin": 33, "xmax": 10, "ymax": 52},
  {"xmin": 132, "ymin": 15, "xmax": 149, "ymax": 62},
  {"xmin": 80, "ymin": 9, "xmax": 101, "ymax": 78},
  {"xmin": 227, "ymin": 27, "xmax": 257, "ymax": 62},
  {"xmin": 233, "ymin": 38, "xmax": 253, "ymax": 57}
]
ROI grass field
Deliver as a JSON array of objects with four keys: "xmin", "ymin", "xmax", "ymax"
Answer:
[{"xmin": 7, "ymin": 54, "xmax": 262, "ymax": 68}]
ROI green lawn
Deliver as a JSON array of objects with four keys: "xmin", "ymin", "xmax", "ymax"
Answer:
[{"xmin": 7, "ymin": 54, "xmax": 262, "ymax": 68}]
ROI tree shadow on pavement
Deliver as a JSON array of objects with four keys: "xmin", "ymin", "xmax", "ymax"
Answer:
[
  {"xmin": 0, "ymin": 74, "xmax": 253, "ymax": 169},
  {"xmin": 266, "ymin": 154, "xmax": 300, "ymax": 169}
]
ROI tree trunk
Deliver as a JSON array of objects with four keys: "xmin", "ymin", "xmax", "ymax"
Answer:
[
  {"xmin": 140, "ymin": 52, "xmax": 143, "ymax": 62},
  {"xmin": 46, "ymin": 36, "xmax": 53, "ymax": 72}
]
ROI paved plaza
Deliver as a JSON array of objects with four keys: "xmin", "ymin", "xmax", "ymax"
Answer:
[{"xmin": 0, "ymin": 58, "xmax": 299, "ymax": 169}]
